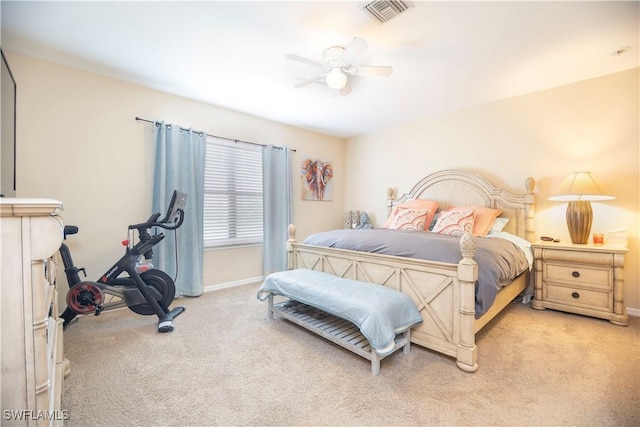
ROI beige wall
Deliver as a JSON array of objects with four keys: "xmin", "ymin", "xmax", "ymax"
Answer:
[
  {"xmin": 345, "ymin": 68, "xmax": 640, "ymax": 311},
  {"xmin": 7, "ymin": 52, "xmax": 639, "ymax": 313},
  {"xmin": 7, "ymin": 53, "xmax": 345, "ymax": 294}
]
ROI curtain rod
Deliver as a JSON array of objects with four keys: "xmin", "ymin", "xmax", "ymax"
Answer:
[{"xmin": 135, "ymin": 117, "xmax": 295, "ymax": 152}]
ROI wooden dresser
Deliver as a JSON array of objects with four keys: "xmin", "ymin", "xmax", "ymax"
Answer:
[
  {"xmin": 1, "ymin": 199, "xmax": 67, "ymax": 426},
  {"xmin": 532, "ymin": 240, "xmax": 629, "ymax": 326}
]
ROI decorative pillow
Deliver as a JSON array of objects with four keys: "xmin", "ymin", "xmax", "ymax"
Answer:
[
  {"xmin": 451, "ymin": 206, "xmax": 503, "ymax": 236},
  {"xmin": 383, "ymin": 207, "xmax": 399, "ymax": 229},
  {"xmin": 471, "ymin": 206, "xmax": 503, "ymax": 236},
  {"xmin": 386, "ymin": 208, "xmax": 430, "ymax": 231},
  {"xmin": 489, "ymin": 217, "xmax": 509, "ymax": 234},
  {"xmin": 431, "ymin": 208, "xmax": 476, "ymax": 237},
  {"xmin": 384, "ymin": 199, "xmax": 438, "ymax": 230}
]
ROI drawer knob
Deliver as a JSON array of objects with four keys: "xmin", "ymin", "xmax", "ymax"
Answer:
[
  {"xmin": 571, "ymin": 271, "xmax": 580, "ymax": 278},
  {"xmin": 571, "ymin": 292, "xmax": 580, "ymax": 299}
]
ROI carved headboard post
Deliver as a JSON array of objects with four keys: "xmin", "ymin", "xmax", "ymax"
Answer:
[{"xmin": 386, "ymin": 187, "xmax": 395, "ymax": 216}]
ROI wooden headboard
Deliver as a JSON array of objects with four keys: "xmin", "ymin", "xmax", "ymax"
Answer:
[{"xmin": 387, "ymin": 169, "xmax": 536, "ymax": 241}]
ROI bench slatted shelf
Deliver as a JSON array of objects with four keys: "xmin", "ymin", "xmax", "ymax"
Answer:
[{"xmin": 267, "ymin": 297, "xmax": 411, "ymax": 375}]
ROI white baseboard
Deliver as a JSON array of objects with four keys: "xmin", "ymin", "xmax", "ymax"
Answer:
[
  {"xmin": 626, "ymin": 306, "xmax": 640, "ymax": 317},
  {"xmin": 203, "ymin": 276, "xmax": 264, "ymax": 293}
]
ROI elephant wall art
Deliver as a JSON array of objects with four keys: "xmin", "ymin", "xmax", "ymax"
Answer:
[{"xmin": 300, "ymin": 159, "xmax": 334, "ymax": 201}]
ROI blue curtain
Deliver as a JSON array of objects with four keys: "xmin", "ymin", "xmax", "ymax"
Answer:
[
  {"xmin": 152, "ymin": 122, "xmax": 205, "ymax": 297},
  {"xmin": 262, "ymin": 146, "xmax": 293, "ymax": 275}
]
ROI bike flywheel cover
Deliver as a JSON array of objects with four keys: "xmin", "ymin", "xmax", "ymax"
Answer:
[{"xmin": 67, "ymin": 281, "xmax": 104, "ymax": 314}]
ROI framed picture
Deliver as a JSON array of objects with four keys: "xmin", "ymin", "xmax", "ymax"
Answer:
[{"xmin": 300, "ymin": 159, "xmax": 334, "ymax": 201}]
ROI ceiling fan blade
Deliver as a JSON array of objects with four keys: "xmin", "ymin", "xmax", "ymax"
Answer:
[
  {"xmin": 347, "ymin": 65, "xmax": 393, "ymax": 77},
  {"xmin": 342, "ymin": 37, "xmax": 369, "ymax": 66},
  {"xmin": 284, "ymin": 53, "xmax": 324, "ymax": 68},
  {"xmin": 294, "ymin": 76, "xmax": 325, "ymax": 88},
  {"xmin": 340, "ymin": 82, "xmax": 352, "ymax": 96}
]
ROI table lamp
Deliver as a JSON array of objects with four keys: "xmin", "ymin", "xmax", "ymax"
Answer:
[{"xmin": 548, "ymin": 172, "xmax": 614, "ymax": 244}]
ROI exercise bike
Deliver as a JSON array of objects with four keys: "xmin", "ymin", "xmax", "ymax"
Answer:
[{"xmin": 59, "ymin": 190, "xmax": 187, "ymax": 333}]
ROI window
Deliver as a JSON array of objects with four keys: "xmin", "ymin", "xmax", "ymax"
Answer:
[{"xmin": 204, "ymin": 137, "xmax": 263, "ymax": 247}]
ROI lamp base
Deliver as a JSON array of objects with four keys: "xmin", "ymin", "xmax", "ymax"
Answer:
[{"xmin": 566, "ymin": 200, "xmax": 592, "ymax": 244}]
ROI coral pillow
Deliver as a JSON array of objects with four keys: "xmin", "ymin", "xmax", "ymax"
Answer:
[
  {"xmin": 386, "ymin": 208, "xmax": 430, "ymax": 231},
  {"xmin": 431, "ymin": 208, "xmax": 476, "ymax": 237},
  {"xmin": 451, "ymin": 206, "xmax": 502, "ymax": 236},
  {"xmin": 384, "ymin": 199, "xmax": 438, "ymax": 230}
]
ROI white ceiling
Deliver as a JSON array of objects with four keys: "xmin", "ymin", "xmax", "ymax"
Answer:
[{"xmin": 2, "ymin": 1, "xmax": 638, "ymax": 138}]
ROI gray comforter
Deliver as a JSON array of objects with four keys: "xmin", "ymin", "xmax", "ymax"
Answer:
[{"xmin": 303, "ymin": 229, "xmax": 529, "ymax": 317}]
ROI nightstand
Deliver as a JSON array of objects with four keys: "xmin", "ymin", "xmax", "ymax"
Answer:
[{"xmin": 532, "ymin": 240, "xmax": 629, "ymax": 326}]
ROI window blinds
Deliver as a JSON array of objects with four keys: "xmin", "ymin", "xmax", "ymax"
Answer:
[{"xmin": 204, "ymin": 137, "xmax": 263, "ymax": 247}]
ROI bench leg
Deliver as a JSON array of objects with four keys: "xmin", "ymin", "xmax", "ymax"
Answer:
[
  {"xmin": 403, "ymin": 329, "xmax": 411, "ymax": 355},
  {"xmin": 371, "ymin": 351, "xmax": 381, "ymax": 376},
  {"xmin": 267, "ymin": 294, "xmax": 274, "ymax": 320}
]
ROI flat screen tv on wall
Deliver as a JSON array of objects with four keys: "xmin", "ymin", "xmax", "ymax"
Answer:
[{"xmin": 1, "ymin": 49, "xmax": 17, "ymax": 197}]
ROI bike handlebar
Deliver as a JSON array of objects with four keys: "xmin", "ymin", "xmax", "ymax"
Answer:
[
  {"xmin": 127, "ymin": 209, "xmax": 184, "ymax": 232},
  {"xmin": 125, "ymin": 193, "xmax": 186, "ymax": 259},
  {"xmin": 128, "ymin": 190, "xmax": 187, "ymax": 233},
  {"xmin": 157, "ymin": 209, "xmax": 185, "ymax": 230},
  {"xmin": 126, "ymin": 208, "xmax": 185, "ymax": 260},
  {"xmin": 128, "ymin": 213, "xmax": 161, "ymax": 231}
]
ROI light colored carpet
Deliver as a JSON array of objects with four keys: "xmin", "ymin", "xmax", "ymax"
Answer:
[{"xmin": 62, "ymin": 283, "xmax": 640, "ymax": 426}]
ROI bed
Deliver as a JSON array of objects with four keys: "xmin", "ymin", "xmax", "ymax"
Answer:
[{"xmin": 286, "ymin": 169, "xmax": 536, "ymax": 372}]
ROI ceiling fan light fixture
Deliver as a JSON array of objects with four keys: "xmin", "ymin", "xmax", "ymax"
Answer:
[
  {"xmin": 285, "ymin": 36, "xmax": 392, "ymax": 95},
  {"xmin": 326, "ymin": 68, "xmax": 347, "ymax": 90}
]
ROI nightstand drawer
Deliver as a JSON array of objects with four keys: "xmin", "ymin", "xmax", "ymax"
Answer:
[
  {"xmin": 546, "ymin": 284, "xmax": 612, "ymax": 312},
  {"xmin": 544, "ymin": 263, "xmax": 611, "ymax": 290}
]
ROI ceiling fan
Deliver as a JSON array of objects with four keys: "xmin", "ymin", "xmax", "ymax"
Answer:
[{"xmin": 285, "ymin": 37, "xmax": 393, "ymax": 96}]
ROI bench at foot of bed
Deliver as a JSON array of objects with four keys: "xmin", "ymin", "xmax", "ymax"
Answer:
[
  {"xmin": 257, "ymin": 268, "xmax": 423, "ymax": 375},
  {"xmin": 267, "ymin": 297, "xmax": 411, "ymax": 375}
]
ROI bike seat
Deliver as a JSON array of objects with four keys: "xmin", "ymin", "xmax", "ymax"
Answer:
[{"xmin": 64, "ymin": 225, "xmax": 79, "ymax": 238}]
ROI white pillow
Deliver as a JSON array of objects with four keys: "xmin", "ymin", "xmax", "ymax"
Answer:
[{"xmin": 488, "ymin": 217, "xmax": 509, "ymax": 234}]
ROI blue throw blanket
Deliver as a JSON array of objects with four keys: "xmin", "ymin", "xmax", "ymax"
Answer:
[{"xmin": 257, "ymin": 269, "xmax": 423, "ymax": 355}]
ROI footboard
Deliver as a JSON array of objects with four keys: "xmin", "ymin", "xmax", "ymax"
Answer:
[{"xmin": 286, "ymin": 224, "xmax": 480, "ymax": 372}]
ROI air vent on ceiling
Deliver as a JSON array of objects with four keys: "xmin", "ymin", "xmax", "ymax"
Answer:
[{"xmin": 362, "ymin": 1, "xmax": 413, "ymax": 24}]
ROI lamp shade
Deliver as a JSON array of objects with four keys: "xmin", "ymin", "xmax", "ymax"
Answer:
[
  {"xmin": 548, "ymin": 172, "xmax": 614, "ymax": 244},
  {"xmin": 548, "ymin": 172, "xmax": 615, "ymax": 202}
]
